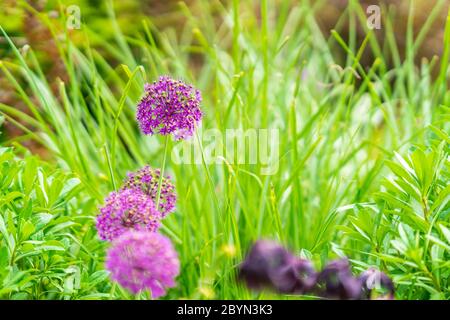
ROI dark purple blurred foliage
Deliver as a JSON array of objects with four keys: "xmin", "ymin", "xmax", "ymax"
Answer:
[
  {"xmin": 315, "ymin": 258, "xmax": 362, "ymax": 299},
  {"xmin": 238, "ymin": 240, "xmax": 294, "ymax": 290},
  {"xmin": 270, "ymin": 257, "xmax": 316, "ymax": 294},
  {"xmin": 238, "ymin": 241, "xmax": 395, "ymax": 300}
]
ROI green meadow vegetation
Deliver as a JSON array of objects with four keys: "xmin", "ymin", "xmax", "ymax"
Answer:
[{"xmin": 0, "ymin": 0, "xmax": 449, "ymax": 299}]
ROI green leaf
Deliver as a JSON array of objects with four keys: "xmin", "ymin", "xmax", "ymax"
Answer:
[
  {"xmin": 438, "ymin": 224, "xmax": 450, "ymax": 244},
  {"xmin": 22, "ymin": 156, "xmax": 37, "ymax": 196},
  {"xmin": 35, "ymin": 240, "xmax": 65, "ymax": 252},
  {"xmin": 11, "ymin": 292, "xmax": 29, "ymax": 300},
  {"xmin": 0, "ymin": 192, "xmax": 24, "ymax": 206},
  {"xmin": 0, "ymin": 246, "xmax": 9, "ymax": 268},
  {"xmin": 0, "ymin": 214, "xmax": 12, "ymax": 252},
  {"xmin": 20, "ymin": 220, "xmax": 36, "ymax": 240},
  {"xmin": 427, "ymin": 235, "xmax": 450, "ymax": 252}
]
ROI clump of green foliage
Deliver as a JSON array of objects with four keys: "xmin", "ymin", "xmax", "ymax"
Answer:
[
  {"xmin": 0, "ymin": 147, "xmax": 110, "ymax": 299},
  {"xmin": 0, "ymin": 0, "xmax": 449, "ymax": 299},
  {"xmin": 342, "ymin": 133, "xmax": 450, "ymax": 299}
]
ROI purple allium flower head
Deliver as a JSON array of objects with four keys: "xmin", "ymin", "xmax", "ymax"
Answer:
[
  {"xmin": 136, "ymin": 76, "xmax": 203, "ymax": 140},
  {"xmin": 359, "ymin": 268, "xmax": 395, "ymax": 300},
  {"xmin": 96, "ymin": 188, "xmax": 160, "ymax": 241},
  {"xmin": 106, "ymin": 231, "xmax": 180, "ymax": 298},
  {"xmin": 315, "ymin": 258, "xmax": 363, "ymax": 300},
  {"xmin": 122, "ymin": 165, "xmax": 176, "ymax": 217}
]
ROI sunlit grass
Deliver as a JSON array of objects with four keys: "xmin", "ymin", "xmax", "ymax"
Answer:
[{"xmin": 0, "ymin": 0, "xmax": 449, "ymax": 299}]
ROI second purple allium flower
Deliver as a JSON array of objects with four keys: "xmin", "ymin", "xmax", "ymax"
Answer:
[
  {"xmin": 96, "ymin": 188, "xmax": 160, "ymax": 241},
  {"xmin": 136, "ymin": 76, "xmax": 203, "ymax": 140},
  {"xmin": 106, "ymin": 230, "xmax": 180, "ymax": 298},
  {"xmin": 122, "ymin": 165, "xmax": 176, "ymax": 217}
]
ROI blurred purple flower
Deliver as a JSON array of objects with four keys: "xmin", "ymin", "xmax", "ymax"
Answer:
[
  {"xmin": 136, "ymin": 76, "xmax": 203, "ymax": 140},
  {"xmin": 359, "ymin": 268, "xmax": 395, "ymax": 300},
  {"xmin": 106, "ymin": 230, "xmax": 180, "ymax": 298},
  {"xmin": 96, "ymin": 188, "xmax": 160, "ymax": 241},
  {"xmin": 238, "ymin": 240, "xmax": 316, "ymax": 294},
  {"xmin": 238, "ymin": 241, "xmax": 395, "ymax": 300},
  {"xmin": 238, "ymin": 240, "xmax": 292, "ymax": 290},
  {"xmin": 270, "ymin": 257, "xmax": 316, "ymax": 294},
  {"xmin": 315, "ymin": 258, "xmax": 362, "ymax": 300},
  {"xmin": 122, "ymin": 165, "xmax": 176, "ymax": 217}
]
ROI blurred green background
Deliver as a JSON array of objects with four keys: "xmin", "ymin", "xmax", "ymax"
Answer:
[{"xmin": 0, "ymin": 0, "xmax": 449, "ymax": 300}]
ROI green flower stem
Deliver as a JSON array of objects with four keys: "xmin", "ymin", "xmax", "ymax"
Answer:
[
  {"xmin": 195, "ymin": 128, "xmax": 220, "ymax": 215},
  {"xmin": 155, "ymin": 135, "xmax": 170, "ymax": 210}
]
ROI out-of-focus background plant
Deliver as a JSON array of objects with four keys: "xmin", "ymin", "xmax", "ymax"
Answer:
[{"xmin": 0, "ymin": 0, "xmax": 449, "ymax": 299}]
